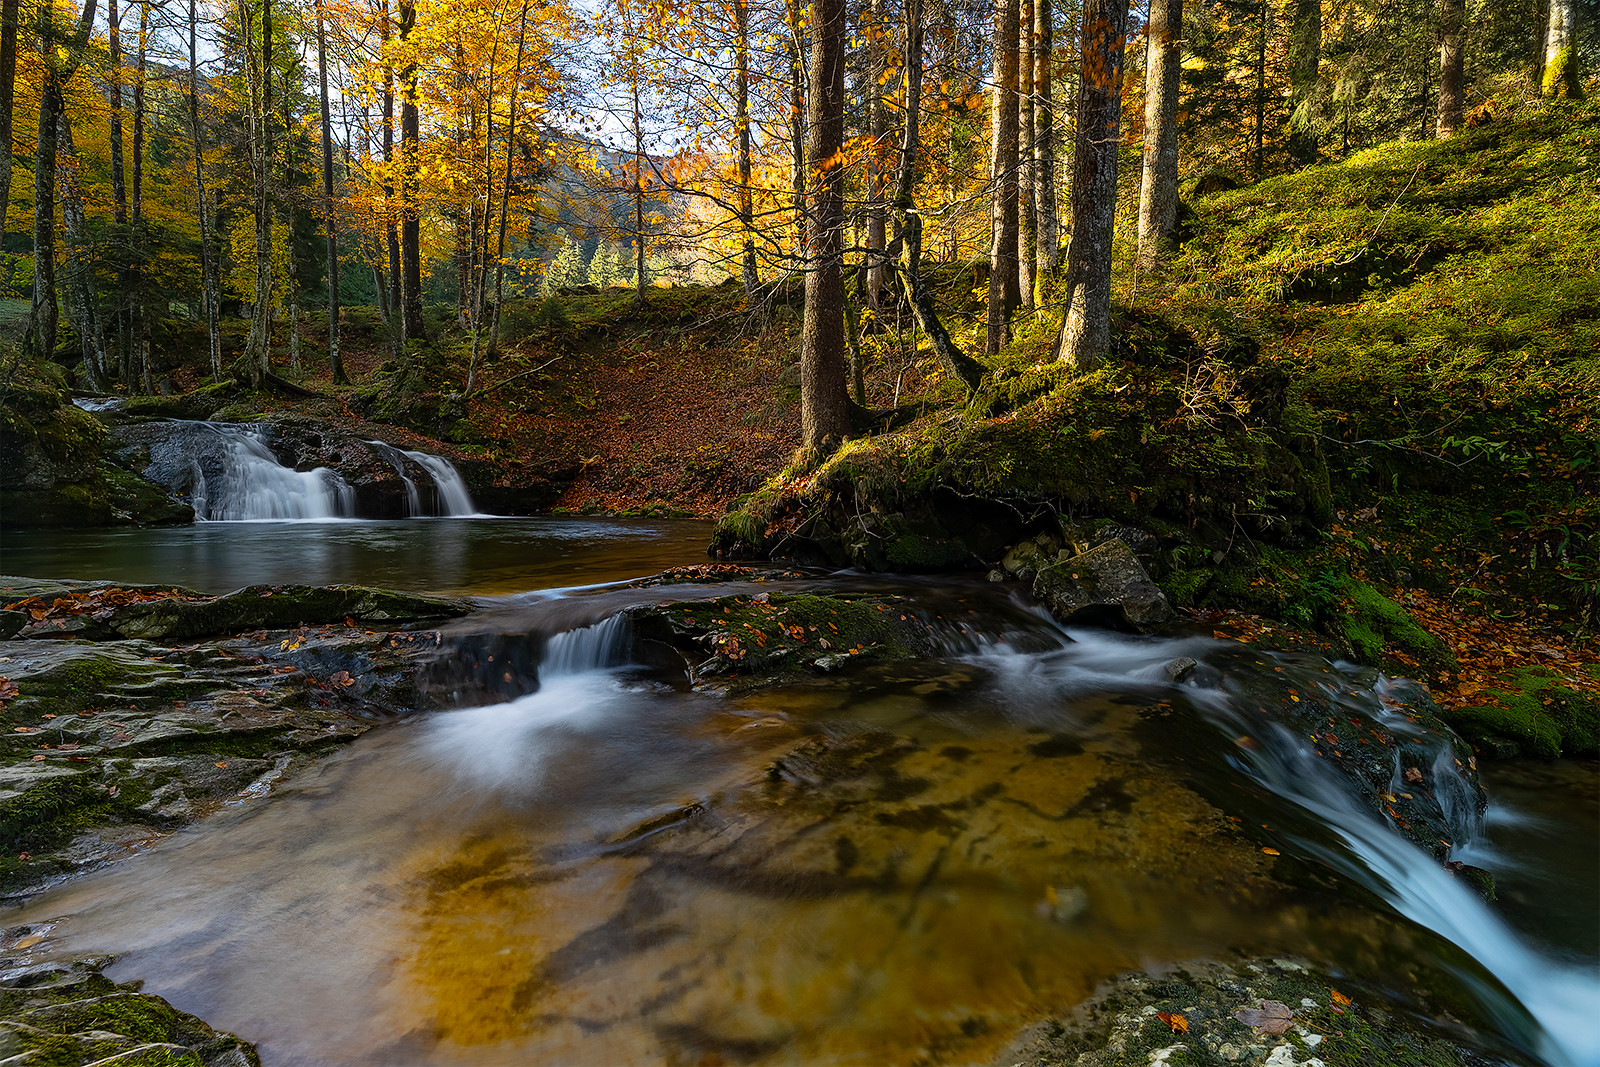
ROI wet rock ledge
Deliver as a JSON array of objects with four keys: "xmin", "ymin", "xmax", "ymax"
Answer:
[
  {"xmin": 1, "ymin": 936, "xmax": 259, "ymax": 1066},
  {"xmin": 999, "ymin": 956, "xmax": 1527, "ymax": 1067},
  {"xmin": 0, "ymin": 576, "xmax": 469, "ymax": 897}
]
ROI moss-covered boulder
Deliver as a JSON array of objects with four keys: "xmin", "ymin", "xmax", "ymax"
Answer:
[
  {"xmin": 1444, "ymin": 666, "xmax": 1600, "ymax": 759},
  {"xmin": 0, "ymin": 950, "xmax": 258, "ymax": 1067},
  {"xmin": 1031, "ymin": 539, "xmax": 1173, "ymax": 629},
  {"xmin": 1, "ymin": 359, "xmax": 194, "ymax": 529}
]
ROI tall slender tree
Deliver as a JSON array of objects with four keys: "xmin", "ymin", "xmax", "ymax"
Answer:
[
  {"xmin": 1018, "ymin": 0, "xmax": 1036, "ymax": 310},
  {"xmin": 190, "ymin": 0, "xmax": 222, "ymax": 380},
  {"xmin": 1435, "ymin": 0, "xmax": 1465, "ymax": 135},
  {"xmin": 734, "ymin": 0, "xmax": 759, "ymax": 294},
  {"xmin": 1137, "ymin": 0, "xmax": 1182, "ymax": 269},
  {"xmin": 986, "ymin": 0, "xmax": 1020, "ymax": 358},
  {"xmin": 315, "ymin": 0, "xmax": 345, "ymax": 382},
  {"xmin": 0, "ymin": 0, "xmax": 20, "ymax": 242},
  {"xmin": 397, "ymin": 0, "xmax": 425, "ymax": 341},
  {"xmin": 1056, "ymin": 0, "xmax": 1129, "ymax": 370},
  {"xmin": 241, "ymin": 0, "xmax": 277, "ymax": 385},
  {"xmin": 25, "ymin": 0, "xmax": 99, "ymax": 360},
  {"xmin": 1032, "ymin": 0, "xmax": 1057, "ymax": 291},
  {"xmin": 799, "ymin": 0, "xmax": 849, "ymax": 452}
]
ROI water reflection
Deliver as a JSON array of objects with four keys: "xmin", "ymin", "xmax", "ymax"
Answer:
[{"xmin": 0, "ymin": 517, "xmax": 715, "ymax": 595}]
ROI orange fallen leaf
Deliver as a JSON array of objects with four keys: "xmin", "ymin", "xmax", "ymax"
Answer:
[
  {"xmin": 1331, "ymin": 989, "xmax": 1351, "ymax": 1006},
  {"xmin": 1261, "ymin": 847, "xmax": 1280, "ymax": 856},
  {"xmin": 214, "ymin": 762, "xmax": 229, "ymax": 768},
  {"xmin": 1156, "ymin": 1011, "xmax": 1189, "ymax": 1033}
]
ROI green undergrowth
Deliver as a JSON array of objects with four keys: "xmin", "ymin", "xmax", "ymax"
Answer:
[{"xmin": 1448, "ymin": 666, "xmax": 1600, "ymax": 758}]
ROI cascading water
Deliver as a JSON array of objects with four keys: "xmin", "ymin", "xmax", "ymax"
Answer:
[
  {"xmin": 366, "ymin": 440, "xmax": 478, "ymax": 517},
  {"xmin": 191, "ymin": 423, "xmax": 356, "ymax": 521}
]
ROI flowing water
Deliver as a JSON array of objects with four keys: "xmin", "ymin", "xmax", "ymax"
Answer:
[{"xmin": 2, "ymin": 521, "xmax": 1596, "ymax": 1066}]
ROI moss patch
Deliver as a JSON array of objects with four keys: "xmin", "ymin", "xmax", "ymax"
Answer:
[{"xmin": 1445, "ymin": 667, "xmax": 1600, "ymax": 758}]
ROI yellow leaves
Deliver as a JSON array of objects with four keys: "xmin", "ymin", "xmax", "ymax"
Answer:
[{"xmin": 1155, "ymin": 1011, "xmax": 1189, "ymax": 1034}]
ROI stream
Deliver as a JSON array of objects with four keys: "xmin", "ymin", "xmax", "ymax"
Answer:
[{"xmin": 1, "ymin": 518, "xmax": 1596, "ymax": 1066}]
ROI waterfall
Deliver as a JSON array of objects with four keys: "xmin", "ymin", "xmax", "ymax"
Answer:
[
  {"xmin": 404, "ymin": 449, "xmax": 477, "ymax": 516},
  {"xmin": 366, "ymin": 440, "xmax": 478, "ymax": 517},
  {"xmin": 192, "ymin": 424, "xmax": 355, "ymax": 522}
]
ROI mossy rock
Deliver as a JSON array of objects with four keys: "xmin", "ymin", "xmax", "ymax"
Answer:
[
  {"xmin": 0, "ymin": 958, "xmax": 258, "ymax": 1067},
  {"xmin": 628, "ymin": 592, "xmax": 946, "ymax": 682},
  {"xmin": 1444, "ymin": 666, "xmax": 1600, "ymax": 758}
]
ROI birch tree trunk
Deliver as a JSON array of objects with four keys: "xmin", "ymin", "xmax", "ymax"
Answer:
[
  {"xmin": 1137, "ymin": 0, "xmax": 1181, "ymax": 270},
  {"xmin": 800, "ymin": 0, "xmax": 850, "ymax": 453},
  {"xmin": 986, "ymin": 0, "xmax": 1020, "ymax": 358},
  {"xmin": 1056, "ymin": 0, "xmax": 1129, "ymax": 371}
]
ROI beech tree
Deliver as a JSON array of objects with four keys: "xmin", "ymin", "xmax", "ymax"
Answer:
[
  {"xmin": 1056, "ymin": 0, "xmax": 1129, "ymax": 370},
  {"xmin": 1543, "ymin": 0, "xmax": 1582, "ymax": 98},
  {"xmin": 799, "ymin": 0, "xmax": 849, "ymax": 453},
  {"xmin": 0, "ymin": 0, "xmax": 18, "ymax": 242}
]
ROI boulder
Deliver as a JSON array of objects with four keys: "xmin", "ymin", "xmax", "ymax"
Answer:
[{"xmin": 1032, "ymin": 539, "xmax": 1173, "ymax": 629}]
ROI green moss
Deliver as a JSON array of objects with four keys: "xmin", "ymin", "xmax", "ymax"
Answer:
[
  {"xmin": 1157, "ymin": 567, "xmax": 1216, "ymax": 608},
  {"xmin": 1340, "ymin": 579, "xmax": 1452, "ymax": 669},
  {"xmin": 1445, "ymin": 667, "xmax": 1600, "ymax": 758}
]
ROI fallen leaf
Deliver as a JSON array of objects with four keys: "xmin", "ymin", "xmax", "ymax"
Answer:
[
  {"xmin": 1404, "ymin": 766, "xmax": 1424, "ymax": 783},
  {"xmin": 1261, "ymin": 847, "xmax": 1280, "ymax": 856},
  {"xmin": 214, "ymin": 762, "xmax": 229, "ymax": 768},
  {"xmin": 1234, "ymin": 1000, "xmax": 1294, "ymax": 1034},
  {"xmin": 1331, "ymin": 989, "xmax": 1351, "ymax": 1006},
  {"xmin": 1156, "ymin": 1011, "xmax": 1190, "ymax": 1033}
]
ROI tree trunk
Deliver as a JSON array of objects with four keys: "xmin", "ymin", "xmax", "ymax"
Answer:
[
  {"xmin": 800, "ymin": 0, "xmax": 850, "ymax": 453},
  {"xmin": 190, "ymin": 0, "xmax": 222, "ymax": 381},
  {"xmin": 24, "ymin": 0, "xmax": 96, "ymax": 359},
  {"xmin": 108, "ymin": 0, "xmax": 127, "ymax": 225},
  {"xmin": 483, "ymin": 0, "xmax": 529, "ymax": 374},
  {"xmin": 132, "ymin": 4, "xmax": 151, "ymax": 394},
  {"xmin": 1137, "ymin": 0, "xmax": 1181, "ymax": 270},
  {"xmin": 58, "ymin": 112, "xmax": 109, "ymax": 390},
  {"xmin": 1287, "ymin": 0, "xmax": 1320, "ymax": 162},
  {"xmin": 787, "ymin": 0, "xmax": 806, "ymax": 269},
  {"xmin": 633, "ymin": 79, "xmax": 646, "ymax": 305},
  {"xmin": 239, "ymin": 0, "xmax": 275, "ymax": 386},
  {"xmin": 888, "ymin": 0, "xmax": 985, "ymax": 392},
  {"xmin": 316, "ymin": 0, "xmax": 344, "ymax": 382},
  {"xmin": 986, "ymin": 0, "xmax": 1020, "ymax": 358},
  {"xmin": 1253, "ymin": 1, "xmax": 1267, "ymax": 178},
  {"xmin": 1542, "ymin": 0, "xmax": 1581, "ymax": 98},
  {"xmin": 734, "ymin": 0, "xmax": 758, "ymax": 295},
  {"xmin": 1018, "ymin": 0, "xmax": 1036, "ymax": 309},
  {"xmin": 380, "ymin": 0, "xmax": 401, "ymax": 324},
  {"xmin": 1033, "ymin": 0, "xmax": 1058, "ymax": 289},
  {"xmin": 1056, "ymin": 0, "xmax": 1129, "ymax": 371},
  {"xmin": 398, "ymin": 0, "xmax": 424, "ymax": 342},
  {"xmin": 863, "ymin": 0, "xmax": 887, "ymax": 309},
  {"xmin": 0, "ymin": 0, "xmax": 21, "ymax": 244}
]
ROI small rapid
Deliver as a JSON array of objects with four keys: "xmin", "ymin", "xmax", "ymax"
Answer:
[{"xmin": 6, "ymin": 573, "xmax": 1594, "ymax": 1067}]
